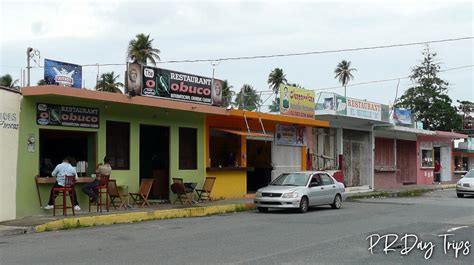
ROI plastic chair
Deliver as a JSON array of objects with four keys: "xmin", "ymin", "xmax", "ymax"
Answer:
[
  {"xmin": 195, "ymin": 177, "xmax": 216, "ymax": 202},
  {"xmin": 53, "ymin": 175, "xmax": 76, "ymax": 216},
  {"xmin": 88, "ymin": 174, "xmax": 110, "ymax": 213},
  {"xmin": 129, "ymin": 179, "xmax": 154, "ymax": 207}
]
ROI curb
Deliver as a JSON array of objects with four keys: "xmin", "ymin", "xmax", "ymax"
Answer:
[
  {"xmin": 0, "ymin": 225, "xmax": 34, "ymax": 237},
  {"xmin": 35, "ymin": 203, "xmax": 256, "ymax": 233},
  {"xmin": 346, "ymin": 184, "xmax": 456, "ymax": 200}
]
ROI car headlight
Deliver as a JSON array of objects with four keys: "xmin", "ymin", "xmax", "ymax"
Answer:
[
  {"xmin": 282, "ymin": 192, "xmax": 299, "ymax": 198},
  {"xmin": 457, "ymin": 182, "xmax": 462, "ymax": 186},
  {"xmin": 255, "ymin": 191, "xmax": 262, "ymax": 197}
]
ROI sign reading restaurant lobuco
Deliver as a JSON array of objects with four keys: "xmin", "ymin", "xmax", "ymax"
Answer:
[
  {"xmin": 137, "ymin": 64, "xmax": 223, "ymax": 105},
  {"xmin": 36, "ymin": 103, "xmax": 99, "ymax": 129}
]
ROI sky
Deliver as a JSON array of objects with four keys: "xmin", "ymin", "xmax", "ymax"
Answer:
[{"xmin": 1, "ymin": 0, "xmax": 473, "ymax": 110}]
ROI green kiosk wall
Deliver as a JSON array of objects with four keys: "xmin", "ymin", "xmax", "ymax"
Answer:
[{"xmin": 16, "ymin": 95, "xmax": 205, "ymax": 218}]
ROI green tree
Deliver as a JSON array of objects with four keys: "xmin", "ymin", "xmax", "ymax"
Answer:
[
  {"xmin": 37, "ymin": 79, "xmax": 46, "ymax": 85},
  {"xmin": 95, "ymin": 72, "xmax": 124, "ymax": 94},
  {"xmin": 267, "ymin": 68, "xmax": 287, "ymax": 95},
  {"xmin": 0, "ymin": 74, "xmax": 19, "ymax": 88},
  {"xmin": 221, "ymin": 80, "xmax": 235, "ymax": 107},
  {"xmin": 234, "ymin": 84, "xmax": 261, "ymax": 111},
  {"xmin": 334, "ymin": 60, "xmax": 356, "ymax": 98},
  {"xmin": 127, "ymin": 33, "xmax": 161, "ymax": 65},
  {"xmin": 395, "ymin": 47, "xmax": 461, "ymax": 131}
]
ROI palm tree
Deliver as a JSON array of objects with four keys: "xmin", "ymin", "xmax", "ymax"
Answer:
[
  {"xmin": 127, "ymin": 33, "xmax": 161, "ymax": 65},
  {"xmin": 0, "ymin": 74, "xmax": 19, "ymax": 88},
  {"xmin": 334, "ymin": 60, "xmax": 357, "ymax": 98},
  {"xmin": 267, "ymin": 68, "xmax": 287, "ymax": 95},
  {"xmin": 234, "ymin": 84, "xmax": 261, "ymax": 111},
  {"xmin": 96, "ymin": 72, "xmax": 124, "ymax": 93},
  {"xmin": 221, "ymin": 80, "xmax": 235, "ymax": 107}
]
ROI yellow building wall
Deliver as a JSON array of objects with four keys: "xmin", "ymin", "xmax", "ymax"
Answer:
[{"xmin": 206, "ymin": 171, "xmax": 247, "ymax": 199}]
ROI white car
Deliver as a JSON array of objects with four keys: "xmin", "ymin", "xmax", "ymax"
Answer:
[
  {"xmin": 456, "ymin": 169, "xmax": 474, "ymax": 198},
  {"xmin": 254, "ymin": 171, "xmax": 346, "ymax": 213}
]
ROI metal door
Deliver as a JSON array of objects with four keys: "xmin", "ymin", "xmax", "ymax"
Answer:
[
  {"xmin": 440, "ymin": 146, "xmax": 452, "ymax": 182},
  {"xmin": 272, "ymin": 143, "xmax": 301, "ymax": 181}
]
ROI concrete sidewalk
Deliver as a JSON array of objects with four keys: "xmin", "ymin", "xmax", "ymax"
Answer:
[{"xmin": 0, "ymin": 183, "xmax": 457, "ymax": 236}]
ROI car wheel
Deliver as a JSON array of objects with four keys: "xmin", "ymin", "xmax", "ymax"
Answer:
[
  {"xmin": 298, "ymin": 196, "xmax": 309, "ymax": 213},
  {"xmin": 257, "ymin": 207, "xmax": 268, "ymax": 213},
  {"xmin": 457, "ymin": 193, "xmax": 464, "ymax": 198},
  {"xmin": 331, "ymin": 194, "xmax": 342, "ymax": 209}
]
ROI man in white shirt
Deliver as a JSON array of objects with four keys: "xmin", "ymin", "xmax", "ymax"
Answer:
[{"xmin": 44, "ymin": 156, "xmax": 80, "ymax": 210}]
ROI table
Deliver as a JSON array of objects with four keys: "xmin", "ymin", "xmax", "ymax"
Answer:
[
  {"xmin": 184, "ymin": 182, "xmax": 198, "ymax": 202},
  {"xmin": 35, "ymin": 176, "xmax": 95, "ymax": 207}
]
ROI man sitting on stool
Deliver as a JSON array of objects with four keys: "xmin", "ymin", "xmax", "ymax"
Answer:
[
  {"xmin": 44, "ymin": 156, "xmax": 80, "ymax": 211},
  {"xmin": 82, "ymin": 156, "xmax": 112, "ymax": 203}
]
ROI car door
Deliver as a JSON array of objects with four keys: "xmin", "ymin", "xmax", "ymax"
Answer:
[
  {"xmin": 307, "ymin": 174, "xmax": 324, "ymax": 206},
  {"xmin": 320, "ymin": 173, "xmax": 337, "ymax": 204}
]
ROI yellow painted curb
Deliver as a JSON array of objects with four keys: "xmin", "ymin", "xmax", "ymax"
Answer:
[{"xmin": 35, "ymin": 203, "xmax": 256, "ymax": 233}]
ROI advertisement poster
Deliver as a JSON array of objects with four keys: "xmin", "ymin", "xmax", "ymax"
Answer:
[
  {"xmin": 279, "ymin": 84, "xmax": 315, "ymax": 119},
  {"xmin": 275, "ymin": 124, "xmax": 306, "ymax": 146},
  {"xmin": 44, "ymin": 59, "xmax": 82, "ymax": 88},
  {"xmin": 392, "ymin": 108, "xmax": 412, "ymax": 125},
  {"xmin": 138, "ymin": 64, "xmax": 223, "ymax": 105},
  {"xmin": 346, "ymin": 98, "xmax": 382, "ymax": 121},
  {"xmin": 36, "ymin": 103, "xmax": 99, "ymax": 129},
  {"xmin": 335, "ymin": 95, "xmax": 347, "ymax": 115}
]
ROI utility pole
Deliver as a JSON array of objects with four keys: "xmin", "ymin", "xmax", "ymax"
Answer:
[{"xmin": 26, "ymin": 47, "xmax": 33, "ymax": 87}]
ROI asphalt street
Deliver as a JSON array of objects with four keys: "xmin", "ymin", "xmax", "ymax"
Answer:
[{"xmin": 0, "ymin": 190, "xmax": 472, "ymax": 265}]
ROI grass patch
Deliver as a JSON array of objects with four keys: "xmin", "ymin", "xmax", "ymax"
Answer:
[{"xmin": 346, "ymin": 192, "xmax": 389, "ymax": 201}]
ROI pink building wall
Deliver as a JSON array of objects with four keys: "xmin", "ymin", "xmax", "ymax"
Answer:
[{"xmin": 416, "ymin": 135, "xmax": 452, "ymax": 185}]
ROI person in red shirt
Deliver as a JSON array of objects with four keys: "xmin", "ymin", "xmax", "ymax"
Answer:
[{"xmin": 434, "ymin": 160, "xmax": 442, "ymax": 184}]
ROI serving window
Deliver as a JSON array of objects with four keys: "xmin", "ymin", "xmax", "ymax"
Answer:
[
  {"xmin": 421, "ymin": 149, "xmax": 434, "ymax": 168},
  {"xmin": 209, "ymin": 128, "xmax": 241, "ymax": 168},
  {"xmin": 454, "ymin": 156, "xmax": 469, "ymax": 171},
  {"xmin": 39, "ymin": 129, "xmax": 96, "ymax": 177},
  {"xmin": 179, "ymin": 127, "xmax": 197, "ymax": 170}
]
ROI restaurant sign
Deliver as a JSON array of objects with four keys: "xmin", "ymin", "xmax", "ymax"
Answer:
[
  {"xmin": 139, "ymin": 64, "xmax": 223, "ymax": 106},
  {"xmin": 346, "ymin": 98, "xmax": 382, "ymax": 121},
  {"xmin": 275, "ymin": 124, "xmax": 306, "ymax": 146},
  {"xmin": 36, "ymin": 103, "xmax": 99, "ymax": 129},
  {"xmin": 279, "ymin": 84, "xmax": 315, "ymax": 119}
]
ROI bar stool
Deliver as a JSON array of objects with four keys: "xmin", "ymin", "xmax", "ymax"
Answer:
[
  {"xmin": 89, "ymin": 174, "xmax": 110, "ymax": 213},
  {"xmin": 53, "ymin": 175, "xmax": 76, "ymax": 216}
]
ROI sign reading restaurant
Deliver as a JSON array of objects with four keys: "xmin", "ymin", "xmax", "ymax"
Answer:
[
  {"xmin": 36, "ymin": 103, "xmax": 99, "ymax": 129},
  {"xmin": 127, "ymin": 63, "xmax": 223, "ymax": 106},
  {"xmin": 346, "ymin": 98, "xmax": 382, "ymax": 121}
]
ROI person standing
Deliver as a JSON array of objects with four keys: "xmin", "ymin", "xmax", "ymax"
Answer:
[
  {"xmin": 44, "ymin": 156, "xmax": 80, "ymax": 210},
  {"xmin": 82, "ymin": 156, "xmax": 112, "ymax": 203},
  {"xmin": 434, "ymin": 160, "xmax": 442, "ymax": 184}
]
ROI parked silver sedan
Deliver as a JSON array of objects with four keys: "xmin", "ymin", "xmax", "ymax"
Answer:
[
  {"xmin": 456, "ymin": 169, "xmax": 474, "ymax": 197},
  {"xmin": 254, "ymin": 171, "xmax": 346, "ymax": 213}
]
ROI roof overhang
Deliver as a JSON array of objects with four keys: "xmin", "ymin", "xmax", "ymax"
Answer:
[
  {"xmin": 230, "ymin": 109, "xmax": 329, "ymax": 127},
  {"xmin": 315, "ymin": 112, "xmax": 389, "ymax": 130},
  {"xmin": 21, "ymin": 86, "xmax": 228, "ymax": 116},
  {"xmin": 435, "ymin": 131, "xmax": 468, "ymax": 139}
]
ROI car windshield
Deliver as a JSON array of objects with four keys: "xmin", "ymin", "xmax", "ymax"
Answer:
[
  {"xmin": 270, "ymin": 173, "xmax": 310, "ymax": 186},
  {"xmin": 464, "ymin": 170, "xmax": 474, "ymax": 178}
]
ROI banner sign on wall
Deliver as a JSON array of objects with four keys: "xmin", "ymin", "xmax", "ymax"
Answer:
[
  {"xmin": 279, "ymin": 84, "xmax": 315, "ymax": 119},
  {"xmin": 36, "ymin": 103, "xmax": 99, "ymax": 129},
  {"xmin": 275, "ymin": 124, "xmax": 306, "ymax": 146},
  {"xmin": 392, "ymin": 108, "xmax": 412, "ymax": 125},
  {"xmin": 136, "ymin": 64, "xmax": 223, "ymax": 105},
  {"xmin": 346, "ymin": 98, "xmax": 382, "ymax": 121},
  {"xmin": 44, "ymin": 59, "xmax": 82, "ymax": 88}
]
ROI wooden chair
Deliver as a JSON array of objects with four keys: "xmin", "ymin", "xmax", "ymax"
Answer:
[
  {"xmin": 195, "ymin": 177, "xmax": 216, "ymax": 202},
  {"xmin": 88, "ymin": 174, "xmax": 110, "ymax": 213},
  {"xmin": 53, "ymin": 175, "xmax": 76, "ymax": 216},
  {"xmin": 129, "ymin": 179, "xmax": 154, "ymax": 207},
  {"xmin": 171, "ymin": 178, "xmax": 192, "ymax": 205},
  {"xmin": 108, "ymin": 179, "xmax": 128, "ymax": 210}
]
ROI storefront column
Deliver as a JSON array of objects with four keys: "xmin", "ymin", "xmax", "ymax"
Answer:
[{"xmin": 240, "ymin": 135, "xmax": 247, "ymax": 167}]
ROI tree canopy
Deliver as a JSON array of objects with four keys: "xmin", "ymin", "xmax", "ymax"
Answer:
[
  {"xmin": 0, "ymin": 74, "xmax": 19, "ymax": 88},
  {"xmin": 234, "ymin": 84, "xmax": 261, "ymax": 111},
  {"xmin": 96, "ymin": 72, "xmax": 124, "ymax": 94},
  {"xmin": 267, "ymin": 68, "xmax": 287, "ymax": 95},
  {"xmin": 221, "ymin": 80, "xmax": 234, "ymax": 108},
  {"xmin": 127, "ymin": 33, "xmax": 161, "ymax": 65},
  {"xmin": 395, "ymin": 47, "xmax": 461, "ymax": 131}
]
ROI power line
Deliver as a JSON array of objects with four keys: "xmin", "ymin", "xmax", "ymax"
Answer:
[{"xmin": 158, "ymin": 36, "xmax": 473, "ymax": 64}]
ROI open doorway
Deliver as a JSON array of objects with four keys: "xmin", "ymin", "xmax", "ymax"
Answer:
[
  {"xmin": 39, "ymin": 129, "xmax": 96, "ymax": 177},
  {"xmin": 246, "ymin": 140, "xmax": 272, "ymax": 192},
  {"xmin": 140, "ymin": 125, "xmax": 170, "ymax": 200}
]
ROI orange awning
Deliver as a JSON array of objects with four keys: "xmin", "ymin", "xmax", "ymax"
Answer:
[{"xmin": 214, "ymin": 128, "xmax": 273, "ymax": 138}]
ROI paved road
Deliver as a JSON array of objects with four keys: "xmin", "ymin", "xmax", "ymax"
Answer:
[{"xmin": 0, "ymin": 190, "xmax": 472, "ymax": 265}]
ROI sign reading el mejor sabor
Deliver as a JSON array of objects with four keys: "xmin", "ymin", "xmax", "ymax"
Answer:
[
  {"xmin": 36, "ymin": 103, "xmax": 99, "ymax": 128},
  {"xmin": 141, "ymin": 65, "xmax": 223, "ymax": 105}
]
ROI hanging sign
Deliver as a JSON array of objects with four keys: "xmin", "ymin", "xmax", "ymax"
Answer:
[
  {"xmin": 275, "ymin": 124, "xmax": 306, "ymax": 146},
  {"xmin": 279, "ymin": 84, "xmax": 315, "ymax": 119}
]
